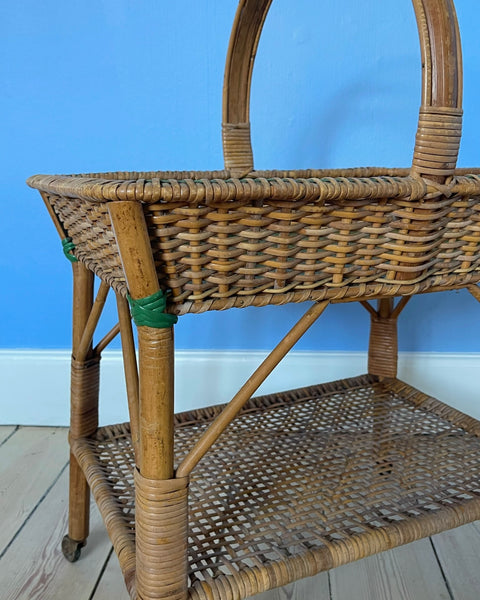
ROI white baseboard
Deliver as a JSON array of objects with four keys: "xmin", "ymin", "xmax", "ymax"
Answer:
[{"xmin": 1, "ymin": 349, "xmax": 479, "ymax": 425}]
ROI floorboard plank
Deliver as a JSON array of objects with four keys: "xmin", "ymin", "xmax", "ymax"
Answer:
[
  {"xmin": 431, "ymin": 522, "xmax": 480, "ymax": 600},
  {"xmin": 92, "ymin": 551, "xmax": 130, "ymax": 600},
  {"xmin": 0, "ymin": 426, "xmax": 17, "ymax": 446},
  {"xmin": 330, "ymin": 538, "xmax": 451, "ymax": 600},
  {"xmin": 0, "ymin": 426, "xmax": 69, "ymax": 555},
  {"xmin": 0, "ymin": 469, "xmax": 112, "ymax": 600}
]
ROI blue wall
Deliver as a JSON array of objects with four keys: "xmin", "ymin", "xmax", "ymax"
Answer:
[{"xmin": 2, "ymin": 0, "xmax": 479, "ymax": 351}]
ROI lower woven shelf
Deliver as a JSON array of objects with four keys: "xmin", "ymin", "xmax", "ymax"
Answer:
[{"xmin": 73, "ymin": 374, "xmax": 480, "ymax": 599}]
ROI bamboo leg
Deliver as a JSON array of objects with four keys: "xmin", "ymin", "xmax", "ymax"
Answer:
[
  {"xmin": 137, "ymin": 326, "xmax": 174, "ymax": 479},
  {"xmin": 108, "ymin": 201, "xmax": 187, "ymax": 599},
  {"xmin": 116, "ymin": 293, "xmax": 140, "ymax": 465},
  {"xmin": 367, "ymin": 297, "xmax": 410, "ymax": 478},
  {"xmin": 468, "ymin": 284, "xmax": 480, "ymax": 304},
  {"xmin": 367, "ymin": 296, "xmax": 411, "ymax": 379},
  {"xmin": 133, "ymin": 325, "xmax": 189, "ymax": 600},
  {"xmin": 368, "ymin": 298, "xmax": 398, "ymax": 379},
  {"xmin": 76, "ymin": 281, "xmax": 110, "ymax": 362},
  {"xmin": 63, "ymin": 262, "xmax": 99, "ymax": 562}
]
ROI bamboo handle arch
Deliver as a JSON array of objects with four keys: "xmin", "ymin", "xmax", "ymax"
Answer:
[{"xmin": 222, "ymin": 0, "xmax": 463, "ymax": 181}]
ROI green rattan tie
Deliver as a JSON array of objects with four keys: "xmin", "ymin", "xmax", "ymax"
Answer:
[
  {"xmin": 128, "ymin": 289, "xmax": 178, "ymax": 328},
  {"xmin": 62, "ymin": 237, "xmax": 78, "ymax": 263}
]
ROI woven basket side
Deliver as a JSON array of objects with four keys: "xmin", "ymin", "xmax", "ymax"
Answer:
[
  {"xmin": 39, "ymin": 175, "xmax": 480, "ymax": 313},
  {"xmin": 46, "ymin": 193, "xmax": 127, "ymax": 294},
  {"xmin": 144, "ymin": 192, "xmax": 480, "ymax": 302}
]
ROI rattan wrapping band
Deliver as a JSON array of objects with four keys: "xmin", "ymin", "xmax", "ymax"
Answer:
[
  {"xmin": 368, "ymin": 316, "xmax": 398, "ymax": 378},
  {"xmin": 70, "ymin": 356, "xmax": 100, "ymax": 438},
  {"xmin": 412, "ymin": 107, "xmax": 463, "ymax": 177},
  {"xmin": 62, "ymin": 237, "xmax": 78, "ymax": 262},
  {"xmin": 128, "ymin": 289, "xmax": 178, "ymax": 329},
  {"xmin": 222, "ymin": 122, "xmax": 253, "ymax": 177},
  {"xmin": 135, "ymin": 470, "xmax": 189, "ymax": 600}
]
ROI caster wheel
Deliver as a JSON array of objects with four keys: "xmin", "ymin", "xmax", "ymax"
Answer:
[{"xmin": 61, "ymin": 535, "xmax": 85, "ymax": 562}]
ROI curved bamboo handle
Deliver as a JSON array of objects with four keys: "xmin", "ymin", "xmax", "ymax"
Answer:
[
  {"xmin": 411, "ymin": 0, "xmax": 463, "ymax": 180},
  {"xmin": 222, "ymin": 0, "xmax": 272, "ymax": 177},
  {"xmin": 222, "ymin": 0, "xmax": 463, "ymax": 180}
]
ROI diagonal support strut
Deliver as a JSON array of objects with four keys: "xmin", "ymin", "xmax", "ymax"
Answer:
[{"xmin": 176, "ymin": 300, "xmax": 329, "ymax": 477}]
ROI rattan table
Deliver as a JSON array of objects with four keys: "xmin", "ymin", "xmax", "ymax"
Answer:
[{"xmin": 28, "ymin": 1, "xmax": 480, "ymax": 599}]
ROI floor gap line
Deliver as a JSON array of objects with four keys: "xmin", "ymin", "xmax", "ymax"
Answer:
[
  {"xmin": 88, "ymin": 545, "xmax": 115, "ymax": 600},
  {"xmin": 429, "ymin": 536, "xmax": 455, "ymax": 600},
  {"xmin": 0, "ymin": 425, "xmax": 20, "ymax": 448},
  {"xmin": 0, "ymin": 460, "xmax": 69, "ymax": 560}
]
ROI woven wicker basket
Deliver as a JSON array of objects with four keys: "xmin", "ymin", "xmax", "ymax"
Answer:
[{"xmin": 28, "ymin": 1, "xmax": 480, "ymax": 599}]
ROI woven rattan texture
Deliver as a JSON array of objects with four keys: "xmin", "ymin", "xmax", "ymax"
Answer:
[
  {"xmin": 44, "ymin": 193, "xmax": 127, "ymax": 294},
  {"xmin": 74, "ymin": 375, "xmax": 480, "ymax": 599},
  {"xmin": 37, "ymin": 170, "xmax": 480, "ymax": 313}
]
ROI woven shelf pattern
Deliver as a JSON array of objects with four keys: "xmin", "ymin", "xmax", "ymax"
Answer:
[
  {"xmin": 29, "ymin": 168, "xmax": 480, "ymax": 314},
  {"xmin": 73, "ymin": 375, "xmax": 480, "ymax": 599}
]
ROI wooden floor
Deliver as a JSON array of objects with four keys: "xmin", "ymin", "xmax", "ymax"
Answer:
[{"xmin": 2, "ymin": 426, "xmax": 480, "ymax": 600}]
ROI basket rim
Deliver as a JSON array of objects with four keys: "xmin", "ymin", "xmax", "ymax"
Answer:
[{"xmin": 26, "ymin": 167, "xmax": 480, "ymax": 205}]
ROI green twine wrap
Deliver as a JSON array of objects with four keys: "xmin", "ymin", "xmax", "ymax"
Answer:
[
  {"xmin": 62, "ymin": 237, "xmax": 78, "ymax": 263},
  {"xmin": 127, "ymin": 289, "xmax": 178, "ymax": 329}
]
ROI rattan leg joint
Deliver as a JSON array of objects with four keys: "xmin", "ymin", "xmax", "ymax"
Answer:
[{"xmin": 134, "ymin": 471, "xmax": 189, "ymax": 600}]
